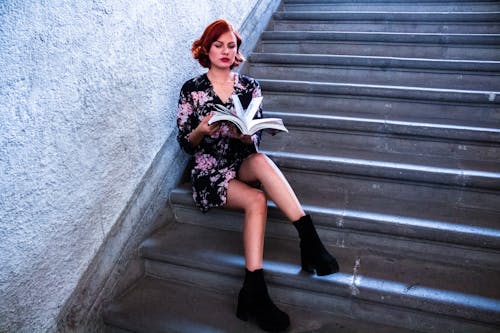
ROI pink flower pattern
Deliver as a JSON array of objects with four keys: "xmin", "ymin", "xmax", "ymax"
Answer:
[{"xmin": 177, "ymin": 73, "xmax": 263, "ymax": 212}]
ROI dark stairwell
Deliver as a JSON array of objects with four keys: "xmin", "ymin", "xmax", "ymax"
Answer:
[{"xmin": 102, "ymin": 0, "xmax": 500, "ymax": 332}]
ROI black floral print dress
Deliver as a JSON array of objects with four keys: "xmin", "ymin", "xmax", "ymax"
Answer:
[{"xmin": 177, "ymin": 73, "xmax": 263, "ymax": 212}]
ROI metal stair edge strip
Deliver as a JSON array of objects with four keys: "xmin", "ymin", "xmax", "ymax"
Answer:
[{"xmin": 138, "ymin": 223, "xmax": 500, "ymax": 326}]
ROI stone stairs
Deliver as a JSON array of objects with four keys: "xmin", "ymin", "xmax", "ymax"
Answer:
[{"xmin": 102, "ymin": 0, "xmax": 500, "ymax": 332}]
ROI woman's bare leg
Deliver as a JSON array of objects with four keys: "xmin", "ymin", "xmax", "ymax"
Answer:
[
  {"xmin": 225, "ymin": 178, "xmax": 268, "ymax": 271},
  {"xmin": 227, "ymin": 153, "xmax": 339, "ymax": 277},
  {"xmin": 238, "ymin": 153, "xmax": 305, "ymax": 222}
]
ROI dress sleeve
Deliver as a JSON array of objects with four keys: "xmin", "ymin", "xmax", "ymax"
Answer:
[{"xmin": 176, "ymin": 83, "xmax": 198, "ymax": 155}]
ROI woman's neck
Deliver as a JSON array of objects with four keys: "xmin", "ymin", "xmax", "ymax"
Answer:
[{"xmin": 207, "ymin": 68, "xmax": 234, "ymax": 84}]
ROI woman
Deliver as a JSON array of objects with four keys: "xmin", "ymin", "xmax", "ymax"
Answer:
[{"xmin": 176, "ymin": 19, "xmax": 339, "ymax": 332}]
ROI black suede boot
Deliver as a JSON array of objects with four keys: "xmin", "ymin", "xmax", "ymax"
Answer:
[
  {"xmin": 236, "ymin": 269, "xmax": 290, "ymax": 332},
  {"xmin": 293, "ymin": 215, "xmax": 339, "ymax": 276}
]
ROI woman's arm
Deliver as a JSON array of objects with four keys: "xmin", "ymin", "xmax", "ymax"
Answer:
[{"xmin": 188, "ymin": 113, "xmax": 220, "ymax": 147}]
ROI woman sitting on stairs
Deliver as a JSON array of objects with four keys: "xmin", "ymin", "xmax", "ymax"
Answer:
[{"xmin": 176, "ymin": 19, "xmax": 339, "ymax": 332}]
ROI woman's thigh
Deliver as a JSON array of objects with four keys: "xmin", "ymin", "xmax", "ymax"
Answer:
[
  {"xmin": 225, "ymin": 178, "xmax": 266, "ymax": 212},
  {"xmin": 237, "ymin": 153, "xmax": 274, "ymax": 185}
]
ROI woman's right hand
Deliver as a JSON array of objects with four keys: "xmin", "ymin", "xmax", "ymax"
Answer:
[
  {"xmin": 189, "ymin": 113, "xmax": 220, "ymax": 147},
  {"xmin": 197, "ymin": 112, "xmax": 220, "ymax": 137}
]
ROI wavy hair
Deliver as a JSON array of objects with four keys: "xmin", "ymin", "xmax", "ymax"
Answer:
[{"xmin": 192, "ymin": 20, "xmax": 245, "ymax": 69}]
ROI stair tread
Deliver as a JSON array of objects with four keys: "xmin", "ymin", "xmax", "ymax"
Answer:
[
  {"xmin": 250, "ymin": 52, "xmax": 500, "ymax": 71},
  {"xmin": 171, "ymin": 184, "xmax": 500, "ymax": 249},
  {"xmin": 138, "ymin": 223, "xmax": 500, "ymax": 324},
  {"xmin": 260, "ymin": 79, "xmax": 500, "ymax": 124},
  {"xmin": 262, "ymin": 144, "xmax": 500, "ymax": 176},
  {"xmin": 103, "ymin": 275, "xmax": 420, "ymax": 333},
  {"xmin": 263, "ymin": 111, "xmax": 500, "ymax": 142},
  {"xmin": 281, "ymin": 1, "xmax": 500, "ymax": 13},
  {"xmin": 248, "ymin": 53, "xmax": 500, "ymax": 90},
  {"xmin": 262, "ymin": 30, "xmax": 500, "ymax": 41},
  {"xmin": 262, "ymin": 148, "xmax": 500, "ymax": 190},
  {"xmin": 260, "ymin": 78, "xmax": 500, "ymax": 98},
  {"xmin": 258, "ymin": 33, "xmax": 500, "ymax": 60}
]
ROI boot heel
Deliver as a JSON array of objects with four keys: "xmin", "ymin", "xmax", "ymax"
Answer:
[
  {"xmin": 236, "ymin": 298, "xmax": 249, "ymax": 321},
  {"xmin": 301, "ymin": 255, "xmax": 338, "ymax": 276},
  {"xmin": 315, "ymin": 262, "xmax": 339, "ymax": 276},
  {"xmin": 300, "ymin": 254, "xmax": 315, "ymax": 273}
]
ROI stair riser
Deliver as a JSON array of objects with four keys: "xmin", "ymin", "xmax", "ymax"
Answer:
[
  {"xmin": 260, "ymin": 128, "xmax": 500, "ymax": 163},
  {"xmin": 271, "ymin": 21, "xmax": 500, "ymax": 34},
  {"xmin": 258, "ymin": 41, "xmax": 500, "ymax": 60},
  {"xmin": 248, "ymin": 63, "xmax": 500, "ymax": 90}
]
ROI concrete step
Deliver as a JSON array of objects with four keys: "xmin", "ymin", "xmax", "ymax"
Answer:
[
  {"xmin": 171, "ymin": 176, "xmax": 500, "ymax": 250},
  {"xmin": 265, "ymin": 152, "xmax": 500, "ymax": 223},
  {"xmin": 260, "ymin": 115, "xmax": 500, "ymax": 167},
  {"xmin": 247, "ymin": 53, "xmax": 500, "ymax": 90},
  {"xmin": 132, "ymin": 222, "xmax": 500, "ymax": 332},
  {"xmin": 261, "ymin": 141, "xmax": 500, "ymax": 190},
  {"xmin": 259, "ymin": 79, "xmax": 500, "ymax": 126},
  {"xmin": 258, "ymin": 31, "xmax": 500, "ymax": 60},
  {"xmin": 102, "ymin": 274, "xmax": 422, "ymax": 333},
  {"xmin": 263, "ymin": 110, "xmax": 500, "ymax": 145},
  {"xmin": 270, "ymin": 11, "xmax": 500, "ymax": 34},
  {"xmin": 281, "ymin": 0, "xmax": 500, "ymax": 12}
]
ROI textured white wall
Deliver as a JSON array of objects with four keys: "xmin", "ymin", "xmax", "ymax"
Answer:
[{"xmin": 0, "ymin": 0, "xmax": 261, "ymax": 331}]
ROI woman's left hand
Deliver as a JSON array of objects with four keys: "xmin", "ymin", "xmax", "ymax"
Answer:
[{"xmin": 238, "ymin": 134, "xmax": 253, "ymax": 145}]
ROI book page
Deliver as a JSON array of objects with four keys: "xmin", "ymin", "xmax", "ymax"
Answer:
[
  {"xmin": 231, "ymin": 95, "xmax": 245, "ymax": 119},
  {"xmin": 248, "ymin": 117, "xmax": 288, "ymax": 135},
  {"xmin": 243, "ymin": 96, "xmax": 263, "ymax": 126}
]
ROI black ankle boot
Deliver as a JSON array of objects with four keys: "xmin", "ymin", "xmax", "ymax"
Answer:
[
  {"xmin": 236, "ymin": 269, "xmax": 290, "ymax": 332},
  {"xmin": 293, "ymin": 215, "xmax": 339, "ymax": 276}
]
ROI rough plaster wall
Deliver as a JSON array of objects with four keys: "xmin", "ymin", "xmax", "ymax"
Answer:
[{"xmin": 0, "ymin": 0, "xmax": 259, "ymax": 332}]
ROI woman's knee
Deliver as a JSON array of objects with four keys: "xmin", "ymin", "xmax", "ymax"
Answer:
[
  {"xmin": 247, "ymin": 153, "xmax": 269, "ymax": 167},
  {"xmin": 246, "ymin": 188, "xmax": 267, "ymax": 214},
  {"xmin": 244, "ymin": 153, "xmax": 274, "ymax": 174}
]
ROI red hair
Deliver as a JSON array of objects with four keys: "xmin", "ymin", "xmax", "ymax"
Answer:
[{"xmin": 192, "ymin": 20, "xmax": 245, "ymax": 69}]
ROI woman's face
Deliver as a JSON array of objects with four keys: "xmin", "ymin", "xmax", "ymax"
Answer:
[{"xmin": 208, "ymin": 30, "xmax": 237, "ymax": 70}]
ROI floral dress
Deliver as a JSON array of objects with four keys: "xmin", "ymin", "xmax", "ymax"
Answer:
[{"xmin": 177, "ymin": 73, "xmax": 263, "ymax": 212}]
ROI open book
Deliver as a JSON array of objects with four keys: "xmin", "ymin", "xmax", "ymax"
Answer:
[{"xmin": 208, "ymin": 95, "xmax": 288, "ymax": 135}]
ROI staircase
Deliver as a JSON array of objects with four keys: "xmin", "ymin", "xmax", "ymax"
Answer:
[{"xmin": 102, "ymin": 0, "xmax": 500, "ymax": 332}]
